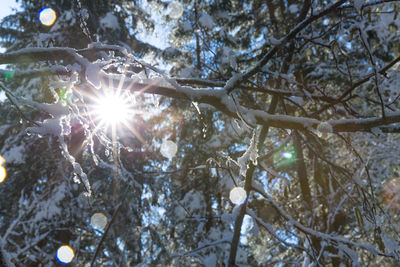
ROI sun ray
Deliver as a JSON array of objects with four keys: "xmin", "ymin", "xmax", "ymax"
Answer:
[
  {"xmin": 65, "ymin": 64, "xmax": 162, "ymax": 159},
  {"xmin": 121, "ymin": 120, "xmax": 147, "ymax": 146},
  {"xmin": 116, "ymin": 60, "xmax": 130, "ymax": 97}
]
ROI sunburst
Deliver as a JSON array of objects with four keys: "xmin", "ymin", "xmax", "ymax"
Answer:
[{"xmin": 93, "ymin": 89, "xmax": 133, "ymax": 130}]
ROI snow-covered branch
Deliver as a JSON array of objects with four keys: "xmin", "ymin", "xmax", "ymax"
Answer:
[
  {"xmin": 2, "ymin": 46, "xmax": 400, "ymax": 135},
  {"xmin": 224, "ymin": 0, "xmax": 347, "ymax": 93},
  {"xmin": 252, "ymin": 187, "xmax": 396, "ymax": 260}
]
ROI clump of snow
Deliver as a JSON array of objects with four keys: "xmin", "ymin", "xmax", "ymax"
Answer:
[
  {"xmin": 163, "ymin": 47, "xmax": 181, "ymax": 58},
  {"xmin": 338, "ymin": 245, "xmax": 360, "ymax": 265},
  {"xmin": 221, "ymin": 47, "xmax": 237, "ymax": 69},
  {"xmin": 181, "ymin": 190, "xmax": 205, "ymax": 213},
  {"xmin": 79, "ymin": 8, "xmax": 89, "ymax": 21},
  {"xmin": 241, "ymin": 214, "xmax": 254, "ymax": 234},
  {"xmin": 37, "ymin": 101, "xmax": 69, "ymax": 117},
  {"xmin": 199, "ymin": 12, "xmax": 215, "ymax": 29},
  {"xmin": 237, "ymin": 131, "xmax": 258, "ymax": 177},
  {"xmin": 223, "ymin": 73, "xmax": 243, "ymax": 93},
  {"xmin": 63, "ymin": 10, "xmax": 74, "ymax": 22},
  {"xmin": 85, "ymin": 63, "xmax": 102, "ymax": 89},
  {"xmin": 288, "ymin": 4, "xmax": 299, "ymax": 14},
  {"xmin": 236, "ymin": 246, "xmax": 248, "ymax": 263},
  {"xmin": 34, "ymin": 183, "xmax": 66, "ymax": 221},
  {"xmin": 179, "ymin": 67, "xmax": 201, "ymax": 78},
  {"xmin": 381, "ymin": 232, "xmax": 398, "ymax": 253},
  {"xmin": 216, "ymin": 11, "xmax": 230, "ymax": 19},
  {"xmin": 174, "ymin": 206, "xmax": 186, "ymax": 220},
  {"xmin": 202, "ymin": 253, "xmax": 217, "ymax": 267},
  {"xmin": 353, "ymin": 0, "xmax": 364, "ymax": 12},
  {"xmin": 219, "ymin": 172, "xmax": 235, "ymax": 192},
  {"xmin": 0, "ymin": 124, "xmax": 10, "ymax": 136},
  {"xmin": 206, "ymin": 135, "xmax": 222, "ymax": 149},
  {"xmin": 27, "ymin": 118, "xmax": 63, "ymax": 136},
  {"xmin": 182, "ymin": 21, "xmax": 192, "ymax": 32},
  {"xmin": 2, "ymin": 145, "xmax": 25, "ymax": 164},
  {"xmin": 100, "ymin": 12, "xmax": 120, "ymax": 30},
  {"xmin": 160, "ymin": 140, "xmax": 177, "ymax": 159},
  {"xmin": 289, "ymin": 96, "xmax": 304, "ymax": 106},
  {"xmin": 229, "ymin": 119, "xmax": 249, "ymax": 137},
  {"xmin": 269, "ymin": 37, "xmax": 282, "ymax": 45},
  {"xmin": 220, "ymin": 213, "xmax": 233, "ymax": 223}
]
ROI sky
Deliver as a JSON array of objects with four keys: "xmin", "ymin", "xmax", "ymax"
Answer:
[
  {"xmin": 0, "ymin": 0, "xmax": 170, "ymax": 101},
  {"xmin": 0, "ymin": 0, "xmax": 19, "ymax": 53},
  {"xmin": 0, "ymin": 0, "xmax": 18, "ymax": 20},
  {"xmin": 0, "ymin": 0, "xmax": 17, "ymax": 100},
  {"xmin": 0, "ymin": 1, "xmax": 17, "ymax": 100}
]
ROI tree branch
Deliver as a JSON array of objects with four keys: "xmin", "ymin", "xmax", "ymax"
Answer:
[
  {"xmin": 314, "ymin": 54, "xmax": 400, "ymax": 116},
  {"xmin": 90, "ymin": 203, "xmax": 122, "ymax": 267},
  {"xmin": 3, "ymin": 45, "xmax": 400, "ymax": 133},
  {"xmin": 225, "ymin": 0, "xmax": 347, "ymax": 93}
]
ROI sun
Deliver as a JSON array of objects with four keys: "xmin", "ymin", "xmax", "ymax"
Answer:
[
  {"xmin": 93, "ymin": 91, "xmax": 132, "ymax": 128},
  {"xmin": 90, "ymin": 89, "xmax": 146, "ymax": 144}
]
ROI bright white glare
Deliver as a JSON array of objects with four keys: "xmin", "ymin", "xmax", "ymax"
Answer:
[
  {"xmin": 0, "ymin": 155, "xmax": 6, "ymax": 183},
  {"xmin": 91, "ymin": 213, "xmax": 108, "ymax": 231},
  {"xmin": 39, "ymin": 7, "xmax": 56, "ymax": 26},
  {"xmin": 56, "ymin": 245, "xmax": 74, "ymax": 264},
  {"xmin": 167, "ymin": 2, "xmax": 184, "ymax": 19},
  {"xmin": 94, "ymin": 92, "xmax": 131, "ymax": 127},
  {"xmin": 160, "ymin": 140, "xmax": 177, "ymax": 159},
  {"xmin": 0, "ymin": 167, "xmax": 5, "ymax": 183},
  {"xmin": 281, "ymin": 152, "xmax": 293, "ymax": 159},
  {"xmin": 241, "ymin": 214, "xmax": 254, "ymax": 234},
  {"xmin": 229, "ymin": 187, "xmax": 247, "ymax": 205}
]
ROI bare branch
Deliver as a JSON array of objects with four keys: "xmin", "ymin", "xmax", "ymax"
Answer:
[
  {"xmin": 90, "ymin": 203, "xmax": 122, "ymax": 267},
  {"xmin": 225, "ymin": 0, "xmax": 347, "ymax": 93}
]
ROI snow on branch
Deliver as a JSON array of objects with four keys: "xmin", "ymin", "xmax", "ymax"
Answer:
[
  {"xmin": 224, "ymin": 0, "xmax": 347, "ymax": 93},
  {"xmin": 0, "ymin": 47, "xmax": 89, "ymax": 66},
  {"xmin": 2, "ymin": 44, "xmax": 400, "ymax": 133},
  {"xmin": 246, "ymin": 208, "xmax": 307, "ymax": 252},
  {"xmin": 94, "ymin": 72, "xmax": 400, "ymax": 133},
  {"xmin": 252, "ymin": 187, "xmax": 396, "ymax": 259},
  {"xmin": 170, "ymin": 238, "xmax": 230, "ymax": 259}
]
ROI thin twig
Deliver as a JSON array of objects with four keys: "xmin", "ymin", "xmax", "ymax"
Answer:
[
  {"xmin": 358, "ymin": 28, "xmax": 386, "ymax": 118},
  {"xmin": 225, "ymin": 0, "xmax": 347, "ymax": 93},
  {"xmin": 90, "ymin": 203, "xmax": 122, "ymax": 267},
  {"xmin": 0, "ymin": 82, "xmax": 40, "ymax": 126}
]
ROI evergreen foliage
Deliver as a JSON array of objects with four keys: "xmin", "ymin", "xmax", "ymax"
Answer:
[{"xmin": 0, "ymin": 0, "xmax": 400, "ymax": 266}]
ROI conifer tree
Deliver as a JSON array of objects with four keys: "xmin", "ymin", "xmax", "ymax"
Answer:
[{"xmin": 1, "ymin": 1, "xmax": 400, "ymax": 266}]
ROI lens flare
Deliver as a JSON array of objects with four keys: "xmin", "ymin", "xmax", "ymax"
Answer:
[
  {"xmin": 94, "ymin": 91, "xmax": 132, "ymax": 128},
  {"xmin": 0, "ymin": 155, "xmax": 6, "ymax": 183},
  {"xmin": 229, "ymin": 187, "xmax": 247, "ymax": 205},
  {"xmin": 39, "ymin": 7, "xmax": 57, "ymax": 26},
  {"xmin": 58, "ymin": 88, "xmax": 72, "ymax": 105},
  {"xmin": 160, "ymin": 140, "xmax": 177, "ymax": 159},
  {"xmin": 167, "ymin": 2, "xmax": 184, "ymax": 19},
  {"xmin": 317, "ymin": 121, "xmax": 333, "ymax": 139},
  {"xmin": 273, "ymin": 145, "xmax": 296, "ymax": 168},
  {"xmin": 382, "ymin": 178, "xmax": 400, "ymax": 210},
  {"xmin": 91, "ymin": 212, "xmax": 108, "ymax": 231},
  {"xmin": 281, "ymin": 152, "xmax": 293, "ymax": 159},
  {"xmin": 56, "ymin": 245, "xmax": 74, "ymax": 264},
  {"xmin": 4, "ymin": 70, "xmax": 14, "ymax": 81}
]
